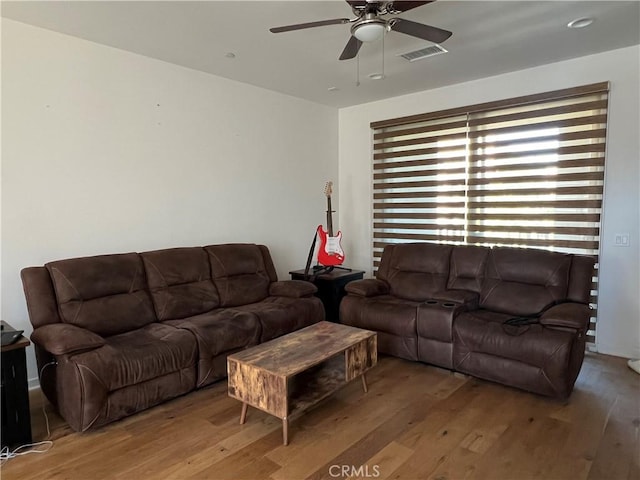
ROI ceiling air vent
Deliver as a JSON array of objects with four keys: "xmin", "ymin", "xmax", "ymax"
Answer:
[{"xmin": 398, "ymin": 44, "xmax": 448, "ymax": 62}]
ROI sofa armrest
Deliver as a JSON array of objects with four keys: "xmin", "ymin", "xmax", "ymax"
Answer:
[
  {"xmin": 31, "ymin": 324, "xmax": 105, "ymax": 355},
  {"xmin": 345, "ymin": 279, "xmax": 390, "ymax": 297},
  {"xmin": 269, "ymin": 280, "xmax": 317, "ymax": 298},
  {"xmin": 540, "ymin": 303, "xmax": 591, "ymax": 331}
]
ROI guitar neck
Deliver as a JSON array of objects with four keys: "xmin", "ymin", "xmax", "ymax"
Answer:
[{"xmin": 326, "ymin": 196, "xmax": 334, "ymax": 237}]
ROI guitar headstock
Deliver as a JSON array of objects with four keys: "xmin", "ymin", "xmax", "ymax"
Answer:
[{"xmin": 324, "ymin": 181, "xmax": 333, "ymax": 198}]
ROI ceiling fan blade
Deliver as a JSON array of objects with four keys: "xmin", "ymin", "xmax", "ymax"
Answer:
[
  {"xmin": 390, "ymin": 18, "xmax": 452, "ymax": 43},
  {"xmin": 387, "ymin": 1, "xmax": 434, "ymax": 13},
  {"xmin": 270, "ymin": 18, "xmax": 350, "ymax": 33},
  {"xmin": 339, "ymin": 36, "xmax": 363, "ymax": 60}
]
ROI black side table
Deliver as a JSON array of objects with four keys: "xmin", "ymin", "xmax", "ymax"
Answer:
[
  {"xmin": 1, "ymin": 321, "xmax": 33, "ymax": 448},
  {"xmin": 290, "ymin": 268, "xmax": 365, "ymax": 322}
]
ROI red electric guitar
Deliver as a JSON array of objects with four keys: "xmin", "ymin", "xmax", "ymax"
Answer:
[{"xmin": 317, "ymin": 182, "xmax": 345, "ymax": 267}]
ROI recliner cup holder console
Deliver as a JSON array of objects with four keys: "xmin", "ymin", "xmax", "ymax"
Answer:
[{"xmin": 423, "ymin": 300, "xmax": 458, "ymax": 308}]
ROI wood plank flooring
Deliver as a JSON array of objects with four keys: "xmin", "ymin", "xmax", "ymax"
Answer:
[{"xmin": 1, "ymin": 352, "xmax": 638, "ymax": 480}]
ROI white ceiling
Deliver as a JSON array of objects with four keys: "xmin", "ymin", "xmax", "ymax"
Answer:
[{"xmin": 2, "ymin": 0, "xmax": 639, "ymax": 108}]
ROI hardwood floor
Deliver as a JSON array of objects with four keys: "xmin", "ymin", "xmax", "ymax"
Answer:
[{"xmin": 2, "ymin": 352, "xmax": 638, "ymax": 480}]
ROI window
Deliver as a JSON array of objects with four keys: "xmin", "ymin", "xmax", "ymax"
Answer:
[{"xmin": 371, "ymin": 82, "xmax": 608, "ymax": 345}]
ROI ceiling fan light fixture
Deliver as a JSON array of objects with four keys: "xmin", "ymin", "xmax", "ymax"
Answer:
[{"xmin": 352, "ymin": 18, "xmax": 387, "ymax": 42}]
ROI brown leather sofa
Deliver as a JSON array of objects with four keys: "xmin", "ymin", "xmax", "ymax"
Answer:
[
  {"xmin": 340, "ymin": 243, "xmax": 595, "ymax": 398},
  {"xmin": 21, "ymin": 243, "xmax": 324, "ymax": 432}
]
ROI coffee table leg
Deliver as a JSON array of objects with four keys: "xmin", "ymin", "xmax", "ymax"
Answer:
[
  {"xmin": 240, "ymin": 402, "xmax": 248, "ymax": 425},
  {"xmin": 361, "ymin": 374, "xmax": 368, "ymax": 393},
  {"xmin": 283, "ymin": 417, "xmax": 289, "ymax": 446}
]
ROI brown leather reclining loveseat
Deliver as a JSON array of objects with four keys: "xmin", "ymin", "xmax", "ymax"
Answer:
[
  {"xmin": 340, "ymin": 243, "xmax": 595, "ymax": 398},
  {"xmin": 21, "ymin": 243, "xmax": 324, "ymax": 431}
]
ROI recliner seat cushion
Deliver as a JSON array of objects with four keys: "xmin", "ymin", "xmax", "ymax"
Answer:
[
  {"xmin": 453, "ymin": 310, "xmax": 574, "ymax": 369},
  {"xmin": 141, "ymin": 248, "xmax": 220, "ymax": 320},
  {"xmin": 341, "ymin": 295, "xmax": 418, "ymax": 361},
  {"xmin": 55, "ymin": 324, "xmax": 197, "ymax": 432},
  {"xmin": 205, "ymin": 244, "xmax": 274, "ymax": 307},
  {"xmin": 69, "ymin": 323, "xmax": 197, "ymax": 391},
  {"xmin": 480, "ymin": 247, "xmax": 572, "ymax": 316},
  {"xmin": 164, "ymin": 309, "xmax": 261, "ymax": 386},
  {"xmin": 453, "ymin": 309, "xmax": 578, "ymax": 397},
  {"xmin": 232, "ymin": 296, "xmax": 324, "ymax": 342},
  {"xmin": 340, "ymin": 295, "xmax": 418, "ymax": 337},
  {"xmin": 46, "ymin": 253, "xmax": 156, "ymax": 336}
]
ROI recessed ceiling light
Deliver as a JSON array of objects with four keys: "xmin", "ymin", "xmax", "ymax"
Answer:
[
  {"xmin": 368, "ymin": 73, "xmax": 385, "ymax": 80},
  {"xmin": 224, "ymin": 52, "xmax": 236, "ymax": 59},
  {"xmin": 567, "ymin": 17, "xmax": 594, "ymax": 29}
]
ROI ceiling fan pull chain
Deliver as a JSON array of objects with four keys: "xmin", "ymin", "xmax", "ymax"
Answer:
[
  {"xmin": 382, "ymin": 30, "xmax": 385, "ymax": 79},
  {"xmin": 356, "ymin": 50, "xmax": 360, "ymax": 86}
]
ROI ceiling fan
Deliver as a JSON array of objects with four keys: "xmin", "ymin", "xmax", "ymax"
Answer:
[{"xmin": 269, "ymin": 1, "xmax": 452, "ymax": 60}]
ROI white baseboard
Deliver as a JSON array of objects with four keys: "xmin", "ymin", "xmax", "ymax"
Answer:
[
  {"xmin": 596, "ymin": 341, "xmax": 640, "ymax": 360},
  {"xmin": 28, "ymin": 377, "xmax": 41, "ymax": 390}
]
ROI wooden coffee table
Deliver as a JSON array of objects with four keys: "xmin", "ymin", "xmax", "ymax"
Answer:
[{"xmin": 227, "ymin": 321, "xmax": 377, "ymax": 445}]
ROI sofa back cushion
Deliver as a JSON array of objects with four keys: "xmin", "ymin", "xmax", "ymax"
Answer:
[
  {"xmin": 447, "ymin": 245, "xmax": 490, "ymax": 293},
  {"xmin": 480, "ymin": 247, "xmax": 572, "ymax": 316},
  {"xmin": 46, "ymin": 253, "xmax": 156, "ymax": 336},
  {"xmin": 378, "ymin": 243, "xmax": 453, "ymax": 301},
  {"xmin": 141, "ymin": 248, "xmax": 220, "ymax": 320},
  {"xmin": 21, "ymin": 266, "xmax": 63, "ymax": 329},
  {"xmin": 205, "ymin": 244, "xmax": 274, "ymax": 307}
]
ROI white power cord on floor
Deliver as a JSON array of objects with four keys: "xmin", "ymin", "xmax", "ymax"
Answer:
[{"xmin": 0, "ymin": 441, "xmax": 53, "ymax": 464}]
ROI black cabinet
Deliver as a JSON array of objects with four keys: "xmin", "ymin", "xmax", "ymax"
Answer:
[
  {"xmin": 1, "ymin": 321, "xmax": 32, "ymax": 449},
  {"xmin": 290, "ymin": 268, "xmax": 365, "ymax": 322}
]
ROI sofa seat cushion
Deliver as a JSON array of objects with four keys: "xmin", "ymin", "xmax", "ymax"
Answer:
[
  {"xmin": 70, "ymin": 323, "xmax": 197, "ymax": 391},
  {"xmin": 453, "ymin": 310, "xmax": 574, "ymax": 369},
  {"xmin": 164, "ymin": 309, "xmax": 260, "ymax": 357},
  {"xmin": 340, "ymin": 295, "xmax": 418, "ymax": 337},
  {"xmin": 232, "ymin": 296, "xmax": 324, "ymax": 342},
  {"xmin": 141, "ymin": 248, "xmax": 219, "ymax": 321},
  {"xmin": 164, "ymin": 309, "xmax": 261, "ymax": 386}
]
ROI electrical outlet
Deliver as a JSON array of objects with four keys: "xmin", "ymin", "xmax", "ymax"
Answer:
[{"xmin": 614, "ymin": 233, "xmax": 630, "ymax": 247}]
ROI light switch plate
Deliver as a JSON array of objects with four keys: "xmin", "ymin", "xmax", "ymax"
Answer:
[{"xmin": 614, "ymin": 233, "xmax": 630, "ymax": 247}]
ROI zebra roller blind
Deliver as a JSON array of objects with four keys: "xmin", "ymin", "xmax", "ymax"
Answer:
[{"xmin": 371, "ymin": 82, "xmax": 609, "ymax": 345}]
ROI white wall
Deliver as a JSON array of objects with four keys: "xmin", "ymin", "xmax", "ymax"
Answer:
[
  {"xmin": 339, "ymin": 45, "xmax": 640, "ymax": 360},
  {"xmin": 1, "ymin": 19, "xmax": 338, "ymax": 384}
]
